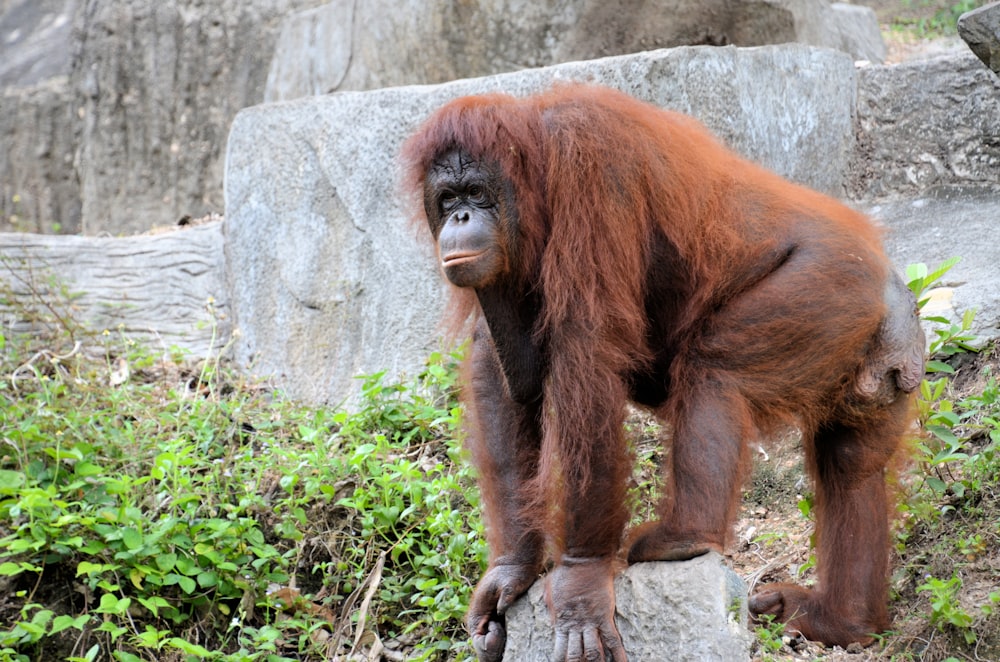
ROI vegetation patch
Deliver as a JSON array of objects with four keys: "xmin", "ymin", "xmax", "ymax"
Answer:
[{"xmin": 1, "ymin": 270, "xmax": 485, "ymax": 660}]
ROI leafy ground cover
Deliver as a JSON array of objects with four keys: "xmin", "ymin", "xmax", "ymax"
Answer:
[
  {"xmin": 0, "ymin": 280, "xmax": 485, "ymax": 661},
  {"xmin": 866, "ymin": 0, "xmax": 984, "ymax": 38}
]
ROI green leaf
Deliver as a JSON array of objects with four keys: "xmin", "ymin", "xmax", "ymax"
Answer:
[
  {"xmin": 155, "ymin": 552, "xmax": 177, "ymax": 572},
  {"xmin": 138, "ymin": 595, "xmax": 171, "ymax": 617},
  {"xmin": 906, "ymin": 262, "xmax": 928, "ymax": 285},
  {"xmin": 196, "ymin": 571, "xmax": 218, "ymax": 588},
  {"xmin": 96, "ymin": 593, "xmax": 131, "ymax": 615},
  {"xmin": 924, "ymin": 256, "xmax": 960, "ymax": 285},
  {"xmin": 0, "ymin": 561, "xmax": 39, "ymax": 576},
  {"xmin": 925, "ymin": 360, "xmax": 955, "ymax": 374},
  {"xmin": 121, "ymin": 527, "xmax": 143, "ymax": 551},
  {"xmin": 77, "ymin": 561, "xmax": 117, "ymax": 577},
  {"xmin": 68, "ymin": 643, "xmax": 100, "ymax": 662},
  {"xmin": 927, "ymin": 477, "xmax": 948, "ymax": 494},
  {"xmin": 50, "ymin": 614, "xmax": 89, "ymax": 635},
  {"xmin": 0, "ymin": 469, "xmax": 25, "ymax": 493},
  {"xmin": 166, "ymin": 637, "xmax": 211, "ymax": 657},
  {"xmin": 164, "ymin": 573, "xmax": 197, "ymax": 594}
]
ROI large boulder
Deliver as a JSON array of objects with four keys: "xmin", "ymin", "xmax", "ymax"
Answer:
[
  {"xmin": 265, "ymin": 0, "xmax": 884, "ymax": 102},
  {"xmin": 958, "ymin": 1, "xmax": 1000, "ymax": 75},
  {"xmin": 0, "ymin": 0, "xmax": 81, "ymax": 234},
  {"xmin": 850, "ymin": 51, "xmax": 1000, "ymax": 342},
  {"xmin": 225, "ymin": 44, "xmax": 857, "ymax": 405},
  {"xmin": 0, "ymin": 78, "xmax": 80, "ymax": 234},
  {"xmin": 0, "ymin": 222, "xmax": 228, "ymax": 357},
  {"xmin": 0, "ymin": 0, "xmax": 325, "ymax": 236},
  {"xmin": 71, "ymin": 0, "xmax": 323, "ymax": 236},
  {"xmin": 503, "ymin": 555, "xmax": 751, "ymax": 661},
  {"xmin": 875, "ymin": 189, "xmax": 1000, "ymax": 341},
  {"xmin": 849, "ymin": 52, "xmax": 1000, "ymax": 200},
  {"xmin": 0, "ymin": 0, "xmax": 77, "ymax": 87}
]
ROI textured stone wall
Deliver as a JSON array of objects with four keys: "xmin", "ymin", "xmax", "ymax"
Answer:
[{"xmin": 1, "ymin": 0, "xmax": 883, "ymax": 236}]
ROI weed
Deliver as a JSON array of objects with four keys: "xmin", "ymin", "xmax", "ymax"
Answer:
[
  {"xmin": 916, "ymin": 574, "xmax": 976, "ymax": 643},
  {"xmin": 753, "ymin": 613, "xmax": 786, "ymax": 657},
  {"xmin": 887, "ymin": 259, "xmax": 1000, "ymax": 658},
  {"xmin": 890, "ymin": 1, "xmax": 986, "ymax": 38}
]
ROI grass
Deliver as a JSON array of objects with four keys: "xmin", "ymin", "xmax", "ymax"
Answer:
[{"xmin": 880, "ymin": 0, "xmax": 986, "ymax": 38}]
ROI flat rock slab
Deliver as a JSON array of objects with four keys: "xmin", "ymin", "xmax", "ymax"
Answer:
[
  {"xmin": 873, "ymin": 188, "xmax": 1000, "ymax": 342},
  {"xmin": 225, "ymin": 44, "xmax": 857, "ymax": 405},
  {"xmin": 504, "ymin": 554, "xmax": 751, "ymax": 661},
  {"xmin": 850, "ymin": 52, "xmax": 1000, "ymax": 201}
]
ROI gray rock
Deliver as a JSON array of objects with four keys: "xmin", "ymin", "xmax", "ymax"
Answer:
[
  {"xmin": 225, "ymin": 45, "xmax": 857, "ymax": 405},
  {"xmin": 828, "ymin": 3, "xmax": 887, "ymax": 64},
  {"xmin": 873, "ymin": 188, "xmax": 1000, "ymax": 342},
  {"xmin": 0, "ymin": 0, "xmax": 77, "ymax": 87},
  {"xmin": 0, "ymin": 0, "xmax": 325, "ymax": 236},
  {"xmin": 71, "ymin": 0, "xmax": 323, "ymax": 236},
  {"xmin": 504, "ymin": 555, "xmax": 751, "ymax": 662},
  {"xmin": 849, "ymin": 52, "xmax": 1000, "ymax": 201},
  {"xmin": 958, "ymin": 1, "xmax": 1000, "ymax": 74},
  {"xmin": 0, "ymin": 0, "xmax": 81, "ymax": 234},
  {"xmin": 263, "ymin": 0, "xmax": 884, "ymax": 103},
  {"xmin": 0, "ymin": 0, "xmax": 882, "ymax": 237},
  {"xmin": 0, "ymin": 78, "xmax": 81, "ymax": 234}
]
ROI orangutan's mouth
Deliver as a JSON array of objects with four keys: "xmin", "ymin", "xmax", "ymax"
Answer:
[{"xmin": 442, "ymin": 250, "xmax": 485, "ymax": 268}]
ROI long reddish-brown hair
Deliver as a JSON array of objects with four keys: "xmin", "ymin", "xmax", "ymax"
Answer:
[{"xmin": 401, "ymin": 83, "xmax": 889, "ymax": 531}]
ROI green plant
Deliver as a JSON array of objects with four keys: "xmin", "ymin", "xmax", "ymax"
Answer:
[
  {"xmin": 906, "ymin": 258, "xmax": 978, "ymax": 373},
  {"xmin": 892, "ymin": 257, "xmax": 1000, "ymax": 655},
  {"xmin": 0, "ymin": 276, "xmax": 484, "ymax": 662},
  {"xmin": 891, "ymin": 1, "xmax": 984, "ymax": 38},
  {"xmin": 753, "ymin": 613, "xmax": 785, "ymax": 656},
  {"xmin": 903, "ymin": 259, "xmax": 990, "ymax": 501},
  {"xmin": 917, "ymin": 574, "xmax": 976, "ymax": 643}
]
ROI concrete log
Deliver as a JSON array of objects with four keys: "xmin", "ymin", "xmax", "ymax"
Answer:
[{"xmin": 0, "ymin": 222, "xmax": 228, "ymax": 357}]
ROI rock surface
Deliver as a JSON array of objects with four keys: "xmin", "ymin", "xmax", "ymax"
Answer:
[
  {"xmin": 0, "ymin": 78, "xmax": 80, "ymax": 234},
  {"xmin": 0, "ymin": 0, "xmax": 883, "ymax": 236},
  {"xmin": 0, "ymin": 222, "xmax": 228, "ymax": 357},
  {"xmin": 875, "ymin": 189, "xmax": 1000, "ymax": 341},
  {"xmin": 71, "ymin": 0, "xmax": 324, "ymax": 236},
  {"xmin": 0, "ymin": 0, "xmax": 80, "ymax": 234},
  {"xmin": 503, "ymin": 555, "xmax": 751, "ymax": 662},
  {"xmin": 958, "ymin": 1, "xmax": 1000, "ymax": 75},
  {"xmin": 849, "ymin": 52, "xmax": 1000, "ymax": 200},
  {"xmin": 0, "ymin": 0, "xmax": 325, "ymax": 236},
  {"xmin": 0, "ymin": 0, "xmax": 77, "ymax": 87},
  {"xmin": 264, "ymin": 0, "xmax": 885, "ymax": 103},
  {"xmin": 829, "ymin": 2, "xmax": 887, "ymax": 63},
  {"xmin": 225, "ymin": 45, "xmax": 858, "ymax": 405}
]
